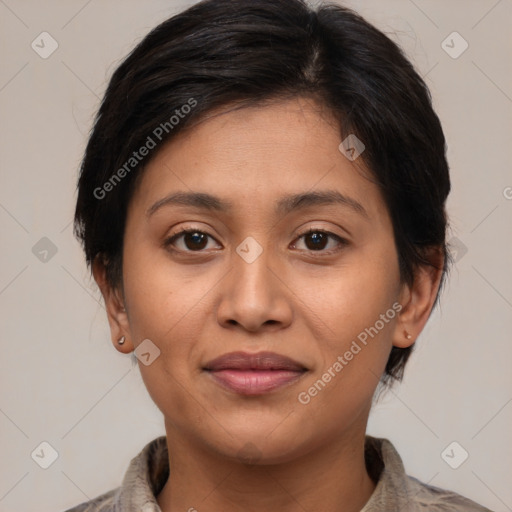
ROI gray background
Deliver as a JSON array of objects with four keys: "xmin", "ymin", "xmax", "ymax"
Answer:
[{"xmin": 0, "ymin": 1, "xmax": 511, "ymax": 511}]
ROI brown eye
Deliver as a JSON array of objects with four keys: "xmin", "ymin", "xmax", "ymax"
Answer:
[
  {"xmin": 182, "ymin": 231, "xmax": 208, "ymax": 250},
  {"xmin": 304, "ymin": 231, "xmax": 329, "ymax": 250}
]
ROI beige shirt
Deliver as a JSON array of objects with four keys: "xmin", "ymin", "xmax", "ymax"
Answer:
[{"xmin": 64, "ymin": 435, "xmax": 492, "ymax": 512}]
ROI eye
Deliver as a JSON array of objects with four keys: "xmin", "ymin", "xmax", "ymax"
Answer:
[
  {"xmin": 292, "ymin": 228, "xmax": 347, "ymax": 253},
  {"xmin": 164, "ymin": 229, "xmax": 221, "ymax": 252}
]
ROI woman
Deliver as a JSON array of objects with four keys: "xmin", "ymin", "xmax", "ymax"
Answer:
[{"xmin": 66, "ymin": 0, "xmax": 492, "ymax": 510}]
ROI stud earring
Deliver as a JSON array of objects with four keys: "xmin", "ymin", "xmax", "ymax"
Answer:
[
  {"xmin": 404, "ymin": 330, "xmax": 412, "ymax": 340},
  {"xmin": 118, "ymin": 336, "xmax": 126, "ymax": 345}
]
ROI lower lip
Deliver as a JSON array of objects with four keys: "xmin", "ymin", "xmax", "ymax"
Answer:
[{"xmin": 206, "ymin": 369, "xmax": 306, "ymax": 395}]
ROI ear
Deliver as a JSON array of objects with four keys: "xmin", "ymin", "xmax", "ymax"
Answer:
[
  {"xmin": 393, "ymin": 248, "xmax": 444, "ymax": 348},
  {"xmin": 92, "ymin": 256, "xmax": 133, "ymax": 353}
]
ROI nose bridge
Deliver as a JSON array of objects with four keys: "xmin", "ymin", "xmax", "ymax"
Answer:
[
  {"xmin": 234, "ymin": 241, "xmax": 273, "ymax": 297},
  {"xmin": 216, "ymin": 237, "xmax": 292, "ymax": 331}
]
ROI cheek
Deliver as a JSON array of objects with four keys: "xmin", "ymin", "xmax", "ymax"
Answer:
[
  {"xmin": 120, "ymin": 243, "xmax": 224, "ymax": 404},
  {"xmin": 292, "ymin": 240, "xmax": 400, "ymax": 406},
  {"xmin": 122, "ymin": 238, "xmax": 219, "ymax": 341},
  {"xmin": 297, "ymin": 240, "xmax": 400, "ymax": 344},
  {"xmin": 293, "ymin": 278, "xmax": 399, "ymax": 436},
  {"xmin": 121, "ymin": 265, "xmax": 205, "ymax": 425}
]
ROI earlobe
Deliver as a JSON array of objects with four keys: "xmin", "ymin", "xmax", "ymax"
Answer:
[
  {"xmin": 92, "ymin": 256, "xmax": 133, "ymax": 353},
  {"xmin": 393, "ymin": 250, "xmax": 444, "ymax": 349}
]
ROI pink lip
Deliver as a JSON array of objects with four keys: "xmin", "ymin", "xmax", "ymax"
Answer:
[
  {"xmin": 207, "ymin": 369, "xmax": 305, "ymax": 395},
  {"xmin": 203, "ymin": 351, "xmax": 308, "ymax": 395}
]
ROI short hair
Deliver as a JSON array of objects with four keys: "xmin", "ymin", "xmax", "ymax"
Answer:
[{"xmin": 74, "ymin": 0, "xmax": 451, "ymax": 385}]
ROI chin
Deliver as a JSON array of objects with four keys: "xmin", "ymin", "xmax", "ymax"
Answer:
[{"xmin": 204, "ymin": 421, "xmax": 311, "ymax": 465}]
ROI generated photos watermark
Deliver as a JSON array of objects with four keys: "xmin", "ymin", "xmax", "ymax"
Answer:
[
  {"xmin": 298, "ymin": 301, "xmax": 403, "ymax": 405},
  {"xmin": 93, "ymin": 98, "xmax": 198, "ymax": 200}
]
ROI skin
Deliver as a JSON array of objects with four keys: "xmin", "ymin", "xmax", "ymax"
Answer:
[{"xmin": 93, "ymin": 96, "xmax": 443, "ymax": 512}]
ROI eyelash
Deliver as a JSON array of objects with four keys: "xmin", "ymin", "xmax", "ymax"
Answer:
[{"xmin": 164, "ymin": 227, "xmax": 348, "ymax": 255}]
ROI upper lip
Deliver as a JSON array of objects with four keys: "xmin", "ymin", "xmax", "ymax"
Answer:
[{"xmin": 203, "ymin": 351, "xmax": 307, "ymax": 371}]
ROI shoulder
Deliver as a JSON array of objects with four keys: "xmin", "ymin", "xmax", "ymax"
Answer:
[
  {"xmin": 364, "ymin": 436, "xmax": 494, "ymax": 512},
  {"xmin": 61, "ymin": 435, "xmax": 168, "ymax": 512},
  {"xmin": 61, "ymin": 487, "xmax": 118, "ymax": 512},
  {"xmin": 405, "ymin": 474, "xmax": 494, "ymax": 511}
]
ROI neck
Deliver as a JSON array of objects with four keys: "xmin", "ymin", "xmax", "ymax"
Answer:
[{"xmin": 156, "ymin": 419, "xmax": 376, "ymax": 512}]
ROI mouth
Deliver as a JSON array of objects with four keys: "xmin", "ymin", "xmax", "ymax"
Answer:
[{"xmin": 203, "ymin": 351, "xmax": 308, "ymax": 395}]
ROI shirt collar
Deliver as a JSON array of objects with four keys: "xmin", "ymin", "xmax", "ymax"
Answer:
[{"xmin": 108, "ymin": 434, "xmax": 484, "ymax": 512}]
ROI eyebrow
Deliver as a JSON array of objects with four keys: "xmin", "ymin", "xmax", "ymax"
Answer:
[
  {"xmin": 276, "ymin": 189, "xmax": 368, "ymax": 219},
  {"xmin": 146, "ymin": 192, "xmax": 232, "ymax": 217},
  {"xmin": 146, "ymin": 190, "xmax": 368, "ymax": 219}
]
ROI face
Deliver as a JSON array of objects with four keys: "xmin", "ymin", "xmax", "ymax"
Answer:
[{"xmin": 100, "ymin": 97, "xmax": 422, "ymax": 463}]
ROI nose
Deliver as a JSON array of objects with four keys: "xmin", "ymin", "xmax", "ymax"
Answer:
[{"xmin": 216, "ymin": 246, "xmax": 293, "ymax": 333}]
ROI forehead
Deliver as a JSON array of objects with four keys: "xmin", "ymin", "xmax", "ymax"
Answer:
[{"xmin": 129, "ymin": 97, "xmax": 387, "ymax": 222}]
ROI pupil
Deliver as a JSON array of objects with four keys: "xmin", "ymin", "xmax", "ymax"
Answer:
[
  {"xmin": 306, "ymin": 232, "xmax": 327, "ymax": 250},
  {"xmin": 185, "ymin": 232, "xmax": 207, "ymax": 250}
]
